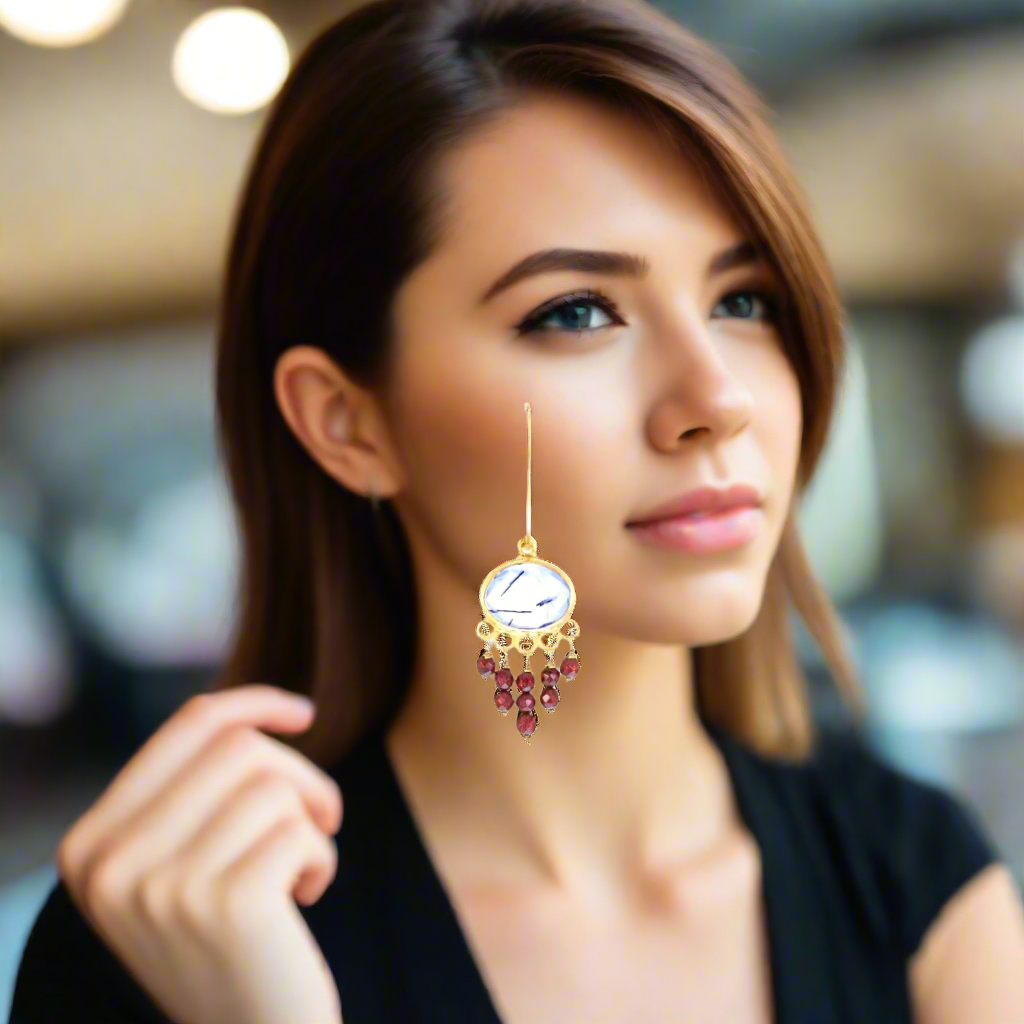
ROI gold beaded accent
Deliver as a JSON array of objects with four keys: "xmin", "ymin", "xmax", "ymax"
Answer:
[{"xmin": 517, "ymin": 535, "xmax": 538, "ymax": 558}]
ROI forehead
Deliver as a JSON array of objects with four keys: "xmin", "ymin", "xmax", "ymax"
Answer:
[{"xmin": 431, "ymin": 92, "xmax": 741, "ymax": 264}]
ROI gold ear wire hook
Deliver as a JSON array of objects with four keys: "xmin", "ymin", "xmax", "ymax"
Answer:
[
  {"xmin": 519, "ymin": 402, "xmax": 537, "ymax": 558},
  {"xmin": 525, "ymin": 401, "xmax": 532, "ymax": 539}
]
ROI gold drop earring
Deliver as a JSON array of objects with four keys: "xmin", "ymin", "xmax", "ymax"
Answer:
[{"xmin": 475, "ymin": 402, "xmax": 581, "ymax": 742}]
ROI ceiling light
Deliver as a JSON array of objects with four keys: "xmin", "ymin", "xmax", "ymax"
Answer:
[
  {"xmin": 172, "ymin": 7, "xmax": 289, "ymax": 116},
  {"xmin": 0, "ymin": 0, "xmax": 130, "ymax": 47}
]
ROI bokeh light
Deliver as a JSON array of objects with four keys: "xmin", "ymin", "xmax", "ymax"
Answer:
[
  {"xmin": 172, "ymin": 7, "xmax": 289, "ymax": 115},
  {"xmin": 0, "ymin": 0, "xmax": 130, "ymax": 47}
]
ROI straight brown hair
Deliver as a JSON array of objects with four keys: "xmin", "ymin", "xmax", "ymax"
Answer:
[{"xmin": 215, "ymin": 0, "xmax": 860, "ymax": 767}]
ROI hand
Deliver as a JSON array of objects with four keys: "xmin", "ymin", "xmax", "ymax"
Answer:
[{"xmin": 57, "ymin": 684, "xmax": 345, "ymax": 1024}]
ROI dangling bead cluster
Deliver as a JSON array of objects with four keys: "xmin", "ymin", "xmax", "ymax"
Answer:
[
  {"xmin": 478, "ymin": 643, "xmax": 512, "ymax": 714},
  {"xmin": 559, "ymin": 619, "xmax": 581, "ymax": 694},
  {"xmin": 476, "ymin": 618, "xmax": 581, "ymax": 743},
  {"xmin": 539, "ymin": 631, "xmax": 580, "ymax": 720},
  {"xmin": 560, "ymin": 649, "xmax": 580, "ymax": 682},
  {"xmin": 495, "ymin": 654, "xmax": 515, "ymax": 713},
  {"xmin": 539, "ymin": 657, "xmax": 560, "ymax": 712},
  {"xmin": 514, "ymin": 657, "xmax": 538, "ymax": 739}
]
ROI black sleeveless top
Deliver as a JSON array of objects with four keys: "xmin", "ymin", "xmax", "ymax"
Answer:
[{"xmin": 10, "ymin": 722, "xmax": 997, "ymax": 1024}]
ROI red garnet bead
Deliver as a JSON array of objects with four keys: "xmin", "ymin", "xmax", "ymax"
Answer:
[
  {"xmin": 541, "ymin": 666, "xmax": 560, "ymax": 686},
  {"xmin": 540, "ymin": 686, "xmax": 559, "ymax": 710},
  {"xmin": 516, "ymin": 691, "xmax": 536, "ymax": 711},
  {"xmin": 516, "ymin": 671, "xmax": 535, "ymax": 692},
  {"xmin": 494, "ymin": 668, "xmax": 514, "ymax": 690},
  {"xmin": 477, "ymin": 656, "xmax": 496, "ymax": 677},
  {"xmin": 494, "ymin": 689, "xmax": 514, "ymax": 712},
  {"xmin": 516, "ymin": 710, "xmax": 537, "ymax": 736},
  {"xmin": 560, "ymin": 657, "xmax": 580, "ymax": 679}
]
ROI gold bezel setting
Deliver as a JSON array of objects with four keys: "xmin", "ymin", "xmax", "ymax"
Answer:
[{"xmin": 477, "ymin": 553, "xmax": 576, "ymax": 644}]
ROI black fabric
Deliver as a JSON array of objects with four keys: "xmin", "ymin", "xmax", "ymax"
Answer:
[{"xmin": 9, "ymin": 723, "xmax": 998, "ymax": 1024}]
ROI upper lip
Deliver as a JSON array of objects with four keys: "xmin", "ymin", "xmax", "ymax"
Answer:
[{"xmin": 627, "ymin": 484, "xmax": 763, "ymax": 525}]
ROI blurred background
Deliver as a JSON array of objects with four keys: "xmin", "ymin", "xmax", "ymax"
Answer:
[{"xmin": 2, "ymin": 0, "xmax": 1023, "ymax": 1012}]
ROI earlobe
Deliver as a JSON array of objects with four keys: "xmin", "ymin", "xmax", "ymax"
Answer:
[{"xmin": 272, "ymin": 345, "xmax": 390, "ymax": 498}]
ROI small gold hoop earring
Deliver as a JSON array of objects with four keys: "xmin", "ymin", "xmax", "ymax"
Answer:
[
  {"xmin": 474, "ymin": 402, "xmax": 581, "ymax": 743},
  {"xmin": 367, "ymin": 478, "xmax": 381, "ymax": 513}
]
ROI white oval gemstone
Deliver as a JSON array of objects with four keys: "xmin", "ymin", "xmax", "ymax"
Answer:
[{"xmin": 484, "ymin": 562, "xmax": 571, "ymax": 631}]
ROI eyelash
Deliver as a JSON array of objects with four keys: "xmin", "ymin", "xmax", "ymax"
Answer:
[
  {"xmin": 715, "ymin": 288, "xmax": 779, "ymax": 323},
  {"xmin": 515, "ymin": 288, "xmax": 623, "ymax": 335},
  {"xmin": 514, "ymin": 285, "xmax": 778, "ymax": 336}
]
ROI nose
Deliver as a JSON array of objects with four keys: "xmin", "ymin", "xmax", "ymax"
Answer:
[{"xmin": 645, "ymin": 317, "xmax": 755, "ymax": 451}]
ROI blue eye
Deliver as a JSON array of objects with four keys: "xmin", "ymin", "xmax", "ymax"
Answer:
[
  {"xmin": 517, "ymin": 289, "xmax": 623, "ymax": 335},
  {"xmin": 712, "ymin": 289, "xmax": 775, "ymax": 321},
  {"xmin": 541, "ymin": 300, "xmax": 612, "ymax": 332}
]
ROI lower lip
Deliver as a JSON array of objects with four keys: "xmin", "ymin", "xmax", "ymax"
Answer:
[{"xmin": 627, "ymin": 506, "xmax": 763, "ymax": 554}]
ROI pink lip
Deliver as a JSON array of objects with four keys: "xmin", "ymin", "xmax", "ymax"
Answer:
[{"xmin": 626, "ymin": 484, "xmax": 764, "ymax": 554}]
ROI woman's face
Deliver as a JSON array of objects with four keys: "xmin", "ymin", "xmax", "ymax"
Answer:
[{"xmin": 383, "ymin": 92, "xmax": 802, "ymax": 645}]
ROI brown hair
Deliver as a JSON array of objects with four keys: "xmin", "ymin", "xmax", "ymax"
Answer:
[{"xmin": 215, "ymin": 0, "xmax": 860, "ymax": 766}]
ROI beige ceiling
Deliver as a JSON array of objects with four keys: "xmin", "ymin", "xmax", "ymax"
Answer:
[{"xmin": 0, "ymin": 4, "xmax": 1022, "ymax": 340}]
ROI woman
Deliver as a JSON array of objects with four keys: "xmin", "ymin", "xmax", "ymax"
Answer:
[{"xmin": 11, "ymin": 0, "xmax": 1024, "ymax": 1021}]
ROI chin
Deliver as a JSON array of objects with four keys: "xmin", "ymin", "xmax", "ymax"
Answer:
[{"xmin": 603, "ymin": 566, "xmax": 770, "ymax": 646}]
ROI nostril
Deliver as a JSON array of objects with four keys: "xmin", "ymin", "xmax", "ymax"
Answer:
[{"xmin": 680, "ymin": 426, "xmax": 708, "ymax": 440}]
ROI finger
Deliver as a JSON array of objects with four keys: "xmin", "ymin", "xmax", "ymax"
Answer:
[
  {"xmin": 177, "ymin": 777, "xmax": 337, "ymax": 910},
  {"xmin": 78, "ymin": 727, "xmax": 341, "ymax": 900},
  {"xmin": 117, "ymin": 734, "xmax": 341, "ymax": 894},
  {"xmin": 61, "ymin": 686, "xmax": 315, "ymax": 881},
  {"xmin": 224, "ymin": 815, "xmax": 338, "ymax": 911},
  {"xmin": 176, "ymin": 775, "xmax": 310, "ymax": 883}
]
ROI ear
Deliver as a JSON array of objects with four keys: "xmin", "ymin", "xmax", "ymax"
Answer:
[{"xmin": 273, "ymin": 345, "xmax": 401, "ymax": 498}]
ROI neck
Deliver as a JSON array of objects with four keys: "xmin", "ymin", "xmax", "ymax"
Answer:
[{"xmin": 386, "ymin": 533, "xmax": 733, "ymax": 898}]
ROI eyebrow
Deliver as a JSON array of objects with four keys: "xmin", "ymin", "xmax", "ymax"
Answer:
[{"xmin": 479, "ymin": 240, "xmax": 761, "ymax": 303}]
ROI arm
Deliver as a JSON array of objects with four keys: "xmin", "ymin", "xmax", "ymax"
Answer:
[{"xmin": 910, "ymin": 863, "xmax": 1024, "ymax": 1024}]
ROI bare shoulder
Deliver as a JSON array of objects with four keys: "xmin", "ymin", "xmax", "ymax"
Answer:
[{"xmin": 910, "ymin": 862, "xmax": 1024, "ymax": 1024}]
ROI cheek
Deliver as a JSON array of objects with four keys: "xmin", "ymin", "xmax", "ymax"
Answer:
[
  {"xmin": 384, "ymin": 325, "xmax": 634, "ymax": 589},
  {"xmin": 387, "ymin": 359, "xmax": 514, "ymax": 569},
  {"xmin": 384, "ymin": 282, "xmax": 509, "ymax": 573},
  {"xmin": 753, "ymin": 349, "xmax": 803, "ymax": 505}
]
